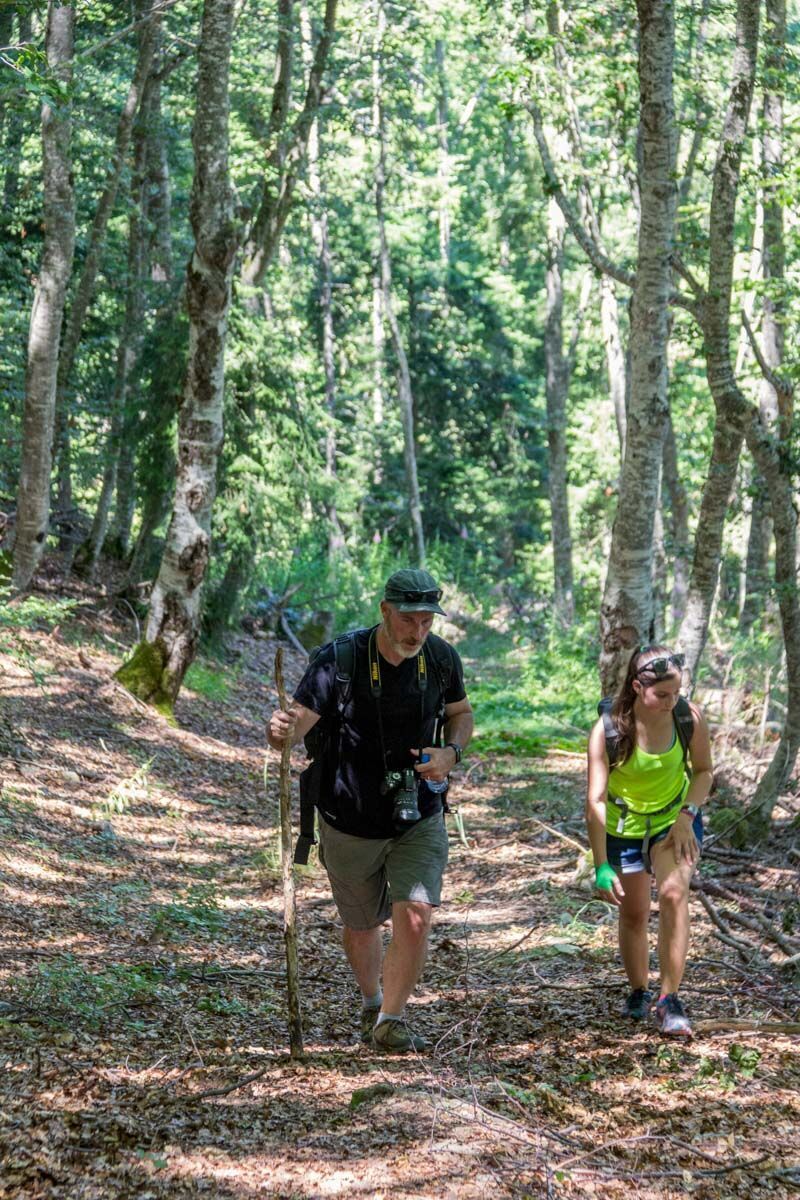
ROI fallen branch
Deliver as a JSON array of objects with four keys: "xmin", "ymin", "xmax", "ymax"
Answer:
[
  {"xmin": 692, "ymin": 1019, "xmax": 800, "ymax": 1033},
  {"xmin": 279, "ymin": 610, "xmax": 308, "ymax": 657},
  {"xmin": 695, "ymin": 890, "xmax": 763, "ymax": 960},
  {"xmin": 524, "ymin": 817, "xmax": 587, "ymax": 854},
  {"xmin": 195, "ymin": 1066, "xmax": 270, "ymax": 1099},
  {"xmin": 694, "ymin": 880, "xmax": 800, "ymax": 958}
]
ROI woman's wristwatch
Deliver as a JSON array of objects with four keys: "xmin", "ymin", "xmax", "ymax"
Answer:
[{"xmin": 681, "ymin": 804, "xmax": 700, "ymax": 817}]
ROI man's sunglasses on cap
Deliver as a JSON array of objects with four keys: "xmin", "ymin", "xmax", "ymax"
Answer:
[
  {"xmin": 390, "ymin": 588, "xmax": 443, "ymax": 604},
  {"xmin": 636, "ymin": 651, "xmax": 685, "ymax": 677}
]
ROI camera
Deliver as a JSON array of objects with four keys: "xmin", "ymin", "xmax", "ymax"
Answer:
[{"xmin": 380, "ymin": 767, "xmax": 421, "ymax": 826}]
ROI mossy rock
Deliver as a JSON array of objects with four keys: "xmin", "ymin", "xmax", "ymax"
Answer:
[{"xmin": 115, "ymin": 640, "xmax": 176, "ymax": 723}]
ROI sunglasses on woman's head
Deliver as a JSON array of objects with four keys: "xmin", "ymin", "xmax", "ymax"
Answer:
[{"xmin": 636, "ymin": 653, "xmax": 685, "ymax": 678}]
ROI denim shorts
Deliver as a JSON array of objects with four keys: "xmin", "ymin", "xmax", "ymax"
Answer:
[
  {"xmin": 605, "ymin": 811, "xmax": 703, "ymax": 874},
  {"xmin": 318, "ymin": 812, "xmax": 449, "ymax": 929}
]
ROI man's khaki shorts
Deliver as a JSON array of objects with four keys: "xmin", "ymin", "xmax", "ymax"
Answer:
[{"xmin": 317, "ymin": 812, "xmax": 449, "ymax": 930}]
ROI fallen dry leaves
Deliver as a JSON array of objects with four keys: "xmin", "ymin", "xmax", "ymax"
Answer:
[{"xmin": 0, "ymin": 586, "xmax": 798, "ymax": 1199}]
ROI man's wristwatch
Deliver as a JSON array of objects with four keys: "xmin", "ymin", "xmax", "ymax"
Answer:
[
  {"xmin": 445, "ymin": 741, "xmax": 462, "ymax": 764},
  {"xmin": 681, "ymin": 804, "xmax": 700, "ymax": 817}
]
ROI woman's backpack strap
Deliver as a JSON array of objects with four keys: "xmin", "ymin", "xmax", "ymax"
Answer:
[
  {"xmin": 673, "ymin": 696, "xmax": 694, "ymax": 763},
  {"xmin": 597, "ymin": 696, "xmax": 620, "ymax": 766}
]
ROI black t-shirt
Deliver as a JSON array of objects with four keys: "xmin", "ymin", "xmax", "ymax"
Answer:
[{"xmin": 294, "ymin": 627, "xmax": 467, "ymax": 838}]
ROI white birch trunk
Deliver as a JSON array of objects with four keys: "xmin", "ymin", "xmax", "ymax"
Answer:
[
  {"xmin": 117, "ymin": 0, "xmax": 238, "ymax": 709},
  {"xmin": 12, "ymin": 3, "xmax": 75, "ymax": 593},
  {"xmin": 598, "ymin": 0, "xmax": 678, "ymax": 692}
]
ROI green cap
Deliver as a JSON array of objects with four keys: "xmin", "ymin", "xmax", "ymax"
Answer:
[{"xmin": 383, "ymin": 568, "xmax": 445, "ymax": 614}]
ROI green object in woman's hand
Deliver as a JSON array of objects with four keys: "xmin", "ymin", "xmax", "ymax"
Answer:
[{"xmin": 594, "ymin": 862, "xmax": 618, "ymax": 892}]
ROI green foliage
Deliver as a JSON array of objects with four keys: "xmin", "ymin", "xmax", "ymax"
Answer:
[
  {"xmin": 0, "ymin": 591, "xmax": 77, "ymax": 631},
  {"xmin": 0, "ymin": 590, "xmax": 77, "ymax": 684},
  {"xmin": 22, "ymin": 956, "xmax": 163, "ymax": 1028},
  {"xmin": 184, "ymin": 660, "xmax": 233, "ymax": 702},
  {"xmin": 467, "ymin": 615, "xmax": 597, "ymax": 756},
  {"xmin": 196, "ymin": 989, "xmax": 248, "ymax": 1016},
  {"xmin": 147, "ymin": 883, "xmax": 225, "ymax": 941}
]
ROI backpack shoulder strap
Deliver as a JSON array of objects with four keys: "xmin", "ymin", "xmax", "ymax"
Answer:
[
  {"xmin": 597, "ymin": 696, "xmax": 620, "ymax": 767},
  {"xmin": 673, "ymin": 696, "xmax": 694, "ymax": 763},
  {"xmin": 331, "ymin": 631, "xmax": 357, "ymax": 712},
  {"xmin": 424, "ymin": 633, "xmax": 453, "ymax": 698}
]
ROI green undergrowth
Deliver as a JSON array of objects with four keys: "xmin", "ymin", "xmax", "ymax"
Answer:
[
  {"xmin": 15, "ymin": 957, "xmax": 166, "ymax": 1030},
  {"xmin": 462, "ymin": 618, "xmax": 596, "ymax": 759},
  {"xmin": 0, "ymin": 589, "xmax": 78, "ymax": 684},
  {"xmin": 184, "ymin": 659, "xmax": 235, "ymax": 701}
]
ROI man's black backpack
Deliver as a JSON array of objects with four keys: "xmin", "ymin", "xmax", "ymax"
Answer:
[
  {"xmin": 294, "ymin": 628, "xmax": 453, "ymax": 863},
  {"xmin": 597, "ymin": 694, "xmax": 695, "ymax": 768}
]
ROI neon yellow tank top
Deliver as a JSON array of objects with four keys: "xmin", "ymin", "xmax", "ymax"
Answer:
[{"xmin": 607, "ymin": 732, "xmax": 689, "ymax": 838}]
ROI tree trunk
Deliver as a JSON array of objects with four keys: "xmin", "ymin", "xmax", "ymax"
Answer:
[
  {"xmin": 82, "ymin": 146, "xmax": 148, "ymax": 581},
  {"xmin": 747, "ymin": 0, "xmax": 793, "ymax": 828},
  {"xmin": 739, "ymin": 482, "xmax": 771, "ymax": 633},
  {"xmin": 676, "ymin": 417, "xmax": 742, "ymax": 683},
  {"xmin": 202, "ymin": 532, "xmax": 254, "ymax": 641},
  {"xmin": 598, "ymin": 0, "xmax": 678, "ymax": 693},
  {"xmin": 53, "ymin": 2, "xmax": 159, "ymax": 531},
  {"xmin": 116, "ymin": 0, "xmax": 238, "ymax": 713},
  {"xmin": 301, "ymin": 0, "xmax": 343, "ymax": 563},
  {"xmin": 145, "ymin": 35, "xmax": 174, "ymax": 285},
  {"xmin": 661, "ymin": 409, "xmax": 690, "ymax": 627},
  {"xmin": 651, "ymin": 465, "xmax": 667, "ymax": 642},
  {"xmin": 122, "ymin": 483, "xmax": 172, "ymax": 593},
  {"xmin": 434, "ymin": 37, "xmax": 451, "ymax": 268},
  {"xmin": 11, "ymin": 3, "xmax": 75, "ymax": 593},
  {"xmin": 600, "ymin": 276, "xmax": 627, "ymax": 457},
  {"xmin": 2, "ymin": 13, "xmax": 32, "ymax": 215},
  {"xmin": 740, "ymin": 0, "xmax": 785, "ymax": 640},
  {"xmin": 544, "ymin": 189, "xmax": 574, "ymax": 626},
  {"xmin": 697, "ymin": 0, "xmax": 799, "ymax": 816},
  {"xmin": 240, "ymin": 0, "xmax": 337, "ymax": 289},
  {"xmin": 374, "ymin": 1, "xmax": 425, "ymax": 565},
  {"xmin": 0, "ymin": 10, "xmax": 12, "ymax": 142}
]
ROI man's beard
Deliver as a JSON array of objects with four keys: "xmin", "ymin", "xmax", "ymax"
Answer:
[{"xmin": 382, "ymin": 622, "xmax": 424, "ymax": 659}]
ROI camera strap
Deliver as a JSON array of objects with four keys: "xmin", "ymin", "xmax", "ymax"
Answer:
[{"xmin": 368, "ymin": 627, "xmax": 427, "ymax": 771}]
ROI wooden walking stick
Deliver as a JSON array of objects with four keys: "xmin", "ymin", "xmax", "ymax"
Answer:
[{"xmin": 274, "ymin": 647, "xmax": 304, "ymax": 1059}]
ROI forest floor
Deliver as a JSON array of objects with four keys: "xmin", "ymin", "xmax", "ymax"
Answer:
[{"xmin": 1, "ymin": 582, "xmax": 799, "ymax": 1199}]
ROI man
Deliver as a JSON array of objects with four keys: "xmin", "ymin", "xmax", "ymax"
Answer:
[{"xmin": 267, "ymin": 568, "xmax": 473, "ymax": 1053}]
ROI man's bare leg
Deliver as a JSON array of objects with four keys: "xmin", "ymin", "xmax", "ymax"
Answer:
[
  {"xmin": 342, "ymin": 925, "xmax": 383, "ymax": 996},
  {"xmin": 381, "ymin": 900, "xmax": 432, "ymax": 1015}
]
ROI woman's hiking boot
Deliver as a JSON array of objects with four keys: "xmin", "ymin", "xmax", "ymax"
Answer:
[
  {"xmin": 655, "ymin": 993, "xmax": 692, "ymax": 1037},
  {"xmin": 372, "ymin": 1017, "xmax": 428, "ymax": 1054},
  {"xmin": 623, "ymin": 987, "xmax": 653, "ymax": 1021}
]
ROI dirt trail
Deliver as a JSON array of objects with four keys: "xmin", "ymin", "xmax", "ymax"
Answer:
[{"xmin": 1, "ymin": 610, "xmax": 798, "ymax": 1199}]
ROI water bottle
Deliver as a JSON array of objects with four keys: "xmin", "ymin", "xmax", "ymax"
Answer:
[{"xmin": 420, "ymin": 753, "xmax": 448, "ymax": 794}]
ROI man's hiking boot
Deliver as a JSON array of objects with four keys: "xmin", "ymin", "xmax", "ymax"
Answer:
[
  {"xmin": 360, "ymin": 1005, "xmax": 381, "ymax": 1045},
  {"xmin": 372, "ymin": 1017, "xmax": 429, "ymax": 1054},
  {"xmin": 655, "ymin": 993, "xmax": 692, "ymax": 1037},
  {"xmin": 623, "ymin": 987, "xmax": 653, "ymax": 1021}
]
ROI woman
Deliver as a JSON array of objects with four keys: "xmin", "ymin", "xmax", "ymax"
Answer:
[{"xmin": 586, "ymin": 645, "xmax": 713, "ymax": 1036}]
